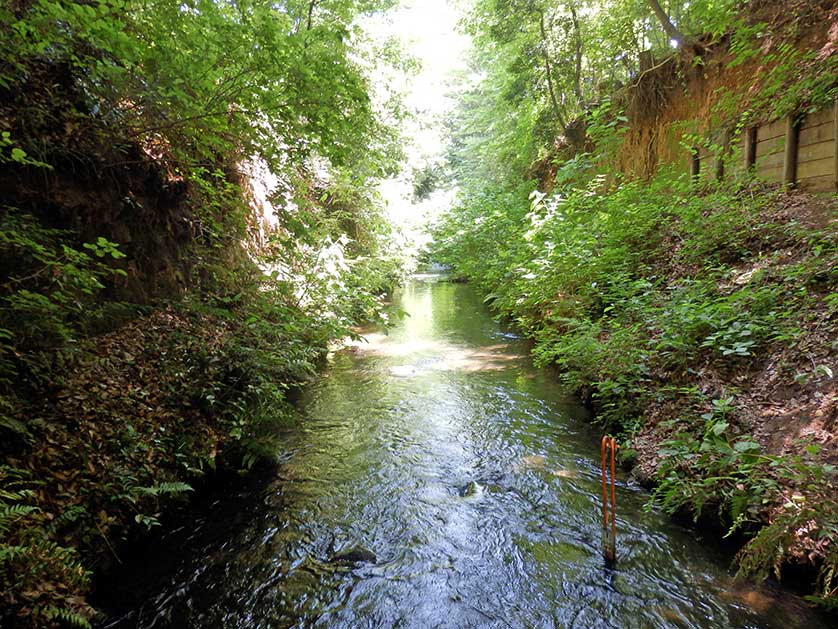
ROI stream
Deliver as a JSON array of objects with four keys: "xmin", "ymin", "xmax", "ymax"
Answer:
[{"xmin": 100, "ymin": 274, "xmax": 826, "ymax": 628}]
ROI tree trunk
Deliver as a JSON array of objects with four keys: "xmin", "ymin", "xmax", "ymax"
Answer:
[
  {"xmin": 646, "ymin": 0, "xmax": 696, "ymax": 49},
  {"xmin": 539, "ymin": 10, "xmax": 568, "ymax": 130},
  {"xmin": 569, "ymin": 2, "xmax": 583, "ymax": 106},
  {"xmin": 306, "ymin": 0, "xmax": 317, "ymax": 31}
]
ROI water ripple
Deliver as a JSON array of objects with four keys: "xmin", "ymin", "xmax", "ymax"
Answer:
[{"xmin": 102, "ymin": 280, "xmax": 826, "ymax": 629}]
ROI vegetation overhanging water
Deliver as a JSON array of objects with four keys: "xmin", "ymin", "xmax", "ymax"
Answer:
[
  {"xmin": 1, "ymin": 2, "xmax": 836, "ymax": 626},
  {"xmin": 100, "ymin": 276, "xmax": 825, "ymax": 629}
]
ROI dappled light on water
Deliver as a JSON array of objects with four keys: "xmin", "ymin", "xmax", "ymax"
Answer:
[
  {"xmin": 104, "ymin": 276, "xmax": 828, "ymax": 629},
  {"xmin": 348, "ymin": 332, "xmax": 521, "ymax": 373}
]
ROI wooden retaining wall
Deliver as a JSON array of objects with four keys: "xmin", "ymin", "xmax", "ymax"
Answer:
[
  {"xmin": 796, "ymin": 104, "xmax": 837, "ymax": 192},
  {"xmin": 691, "ymin": 101, "xmax": 838, "ymax": 193}
]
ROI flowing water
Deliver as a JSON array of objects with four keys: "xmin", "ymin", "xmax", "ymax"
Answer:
[{"xmin": 102, "ymin": 275, "xmax": 826, "ymax": 629}]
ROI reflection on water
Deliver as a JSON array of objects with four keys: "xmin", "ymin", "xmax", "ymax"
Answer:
[{"xmin": 102, "ymin": 275, "xmax": 825, "ymax": 629}]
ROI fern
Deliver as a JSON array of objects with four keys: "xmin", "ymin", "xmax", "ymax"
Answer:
[
  {"xmin": 0, "ymin": 487, "xmax": 36, "ymax": 501},
  {"xmin": 43, "ymin": 504, "xmax": 87, "ymax": 537},
  {"xmin": 0, "ymin": 412, "xmax": 29, "ymax": 436},
  {"xmin": 136, "ymin": 481, "xmax": 193, "ymax": 496},
  {"xmin": 1, "ymin": 465, "xmax": 93, "ymax": 625},
  {"xmin": 40, "ymin": 604, "xmax": 92, "ymax": 629},
  {"xmin": 0, "ymin": 544, "xmax": 32, "ymax": 564},
  {"xmin": 0, "ymin": 503, "xmax": 38, "ymax": 534}
]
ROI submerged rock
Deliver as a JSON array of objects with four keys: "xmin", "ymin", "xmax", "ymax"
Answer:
[
  {"xmin": 328, "ymin": 547, "xmax": 377, "ymax": 565},
  {"xmin": 550, "ymin": 469, "xmax": 580, "ymax": 479},
  {"xmin": 459, "ymin": 480, "xmax": 484, "ymax": 497},
  {"xmin": 513, "ymin": 454, "xmax": 547, "ymax": 472}
]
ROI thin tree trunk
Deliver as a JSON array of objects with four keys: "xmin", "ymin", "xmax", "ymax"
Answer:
[
  {"xmin": 306, "ymin": 0, "xmax": 317, "ymax": 31},
  {"xmin": 646, "ymin": 0, "xmax": 695, "ymax": 49},
  {"xmin": 569, "ymin": 2, "xmax": 583, "ymax": 106},
  {"xmin": 539, "ymin": 10, "xmax": 568, "ymax": 130}
]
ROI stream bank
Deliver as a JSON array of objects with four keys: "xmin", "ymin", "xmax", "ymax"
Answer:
[
  {"xmin": 432, "ymin": 176, "xmax": 838, "ymax": 609},
  {"xmin": 94, "ymin": 276, "xmax": 829, "ymax": 628},
  {"xmin": 0, "ymin": 301, "xmax": 331, "ymax": 627}
]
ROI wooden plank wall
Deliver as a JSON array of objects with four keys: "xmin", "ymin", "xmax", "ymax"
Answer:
[
  {"xmin": 754, "ymin": 118, "xmax": 786, "ymax": 183},
  {"xmin": 797, "ymin": 106, "xmax": 835, "ymax": 192},
  {"xmin": 696, "ymin": 131, "xmax": 726, "ymax": 183},
  {"xmin": 692, "ymin": 101, "xmax": 838, "ymax": 193}
]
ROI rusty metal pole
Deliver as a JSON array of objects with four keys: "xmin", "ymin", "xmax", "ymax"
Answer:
[{"xmin": 600, "ymin": 435, "xmax": 618, "ymax": 566}]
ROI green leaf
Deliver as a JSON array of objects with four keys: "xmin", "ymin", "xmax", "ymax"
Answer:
[{"xmin": 733, "ymin": 440, "xmax": 760, "ymax": 453}]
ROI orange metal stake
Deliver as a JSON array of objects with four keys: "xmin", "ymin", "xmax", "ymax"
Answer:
[{"xmin": 600, "ymin": 435, "xmax": 618, "ymax": 565}]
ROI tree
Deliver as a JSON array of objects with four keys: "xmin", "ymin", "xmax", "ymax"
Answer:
[{"xmin": 646, "ymin": 0, "xmax": 690, "ymax": 45}]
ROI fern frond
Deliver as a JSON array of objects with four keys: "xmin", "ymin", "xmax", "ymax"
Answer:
[
  {"xmin": 40, "ymin": 604, "xmax": 92, "ymax": 628},
  {"xmin": 0, "ymin": 503, "xmax": 38, "ymax": 533},
  {"xmin": 136, "ymin": 481, "xmax": 193, "ymax": 496}
]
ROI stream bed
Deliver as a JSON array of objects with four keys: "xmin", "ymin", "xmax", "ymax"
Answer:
[{"xmin": 100, "ymin": 275, "xmax": 826, "ymax": 628}]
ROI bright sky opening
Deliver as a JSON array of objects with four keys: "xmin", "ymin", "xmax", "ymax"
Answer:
[{"xmin": 364, "ymin": 0, "xmax": 471, "ymax": 251}]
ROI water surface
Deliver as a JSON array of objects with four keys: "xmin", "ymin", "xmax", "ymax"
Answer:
[{"xmin": 103, "ymin": 276, "xmax": 824, "ymax": 628}]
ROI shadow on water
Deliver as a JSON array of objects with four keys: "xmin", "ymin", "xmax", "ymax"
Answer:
[{"xmin": 97, "ymin": 275, "xmax": 828, "ymax": 628}]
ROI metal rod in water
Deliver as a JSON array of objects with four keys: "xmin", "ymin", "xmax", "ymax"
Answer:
[{"xmin": 600, "ymin": 435, "xmax": 618, "ymax": 566}]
